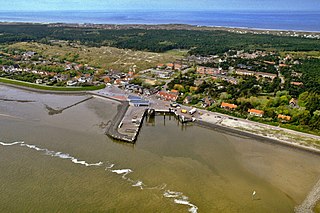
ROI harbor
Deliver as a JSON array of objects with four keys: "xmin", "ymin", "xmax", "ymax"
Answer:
[
  {"xmin": 89, "ymin": 87, "xmax": 196, "ymax": 143},
  {"xmin": 104, "ymin": 103, "xmax": 196, "ymax": 143}
]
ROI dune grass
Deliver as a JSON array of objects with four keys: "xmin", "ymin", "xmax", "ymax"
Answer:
[{"xmin": 0, "ymin": 77, "xmax": 105, "ymax": 91}]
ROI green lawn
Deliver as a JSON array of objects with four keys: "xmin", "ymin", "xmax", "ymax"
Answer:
[{"xmin": 0, "ymin": 77, "xmax": 105, "ymax": 91}]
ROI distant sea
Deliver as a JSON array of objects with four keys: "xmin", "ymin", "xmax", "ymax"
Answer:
[{"xmin": 0, "ymin": 10, "xmax": 320, "ymax": 32}]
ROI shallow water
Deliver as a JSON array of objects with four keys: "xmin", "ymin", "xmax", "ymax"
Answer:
[
  {"xmin": 315, "ymin": 202, "xmax": 320, "ymax": 213},
  {"xmin": 0, "ymin": 85, "xmax": 320, "ymax": 212}
]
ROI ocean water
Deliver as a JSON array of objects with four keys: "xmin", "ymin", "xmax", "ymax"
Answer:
[{"xmin": 0, "ymin": 10, "xmax": 320, "ymax": 31}]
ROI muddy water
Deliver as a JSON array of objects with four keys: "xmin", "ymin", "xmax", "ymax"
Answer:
[
  {"xmin": 315, "ymin": 202, "xmax": 320, "ymax": 213},
  {"xmin": 0, "ymin": 85, "xmax": 320, "ymax": 213}
]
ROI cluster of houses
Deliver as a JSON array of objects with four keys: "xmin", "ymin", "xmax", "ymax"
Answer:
[
  {"xmin": 196, "ymin": 66, "xmax": 278, "ymax": 85},
  {"xmin": 220, "ymin": 98, "xmax": 299, "ymax": 121},
  {"xmin": 156, "ymin": 62, "xmax": 185, "ymax": 70},
  {"xmin": 184, "ymin": 55, "xmax": 221, "ymax": 64},
  {"xmin": 157, "ymin": 90, "xmax": 178, "ymax": 102},
  {"xmin": 66, "ymin": 74, "xmax": 95, "ymax": 86},
  {"xmin": 141, "ymin": 68, "xmax": 174, "ymax": 79},
  {"xmin": 234, "ymin": 69, "xmax": 277, "ymax": 80}
]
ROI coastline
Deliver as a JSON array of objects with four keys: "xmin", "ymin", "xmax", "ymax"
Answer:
[
  {"xmin": 1, "ymin": 21, "xmax": 320, "ymax": 35},
  {"xmin": 195, "ymin": 120, "xmax": 320, "ymax": 155},
  {"xmin": 0, "ymin": 78, "xmax": 105, "ymax": 94},
  {"xmin": 1, "ymin": 81, "xmax": 320, "ymax": 155}
]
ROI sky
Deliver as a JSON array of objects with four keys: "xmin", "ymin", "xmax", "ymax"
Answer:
[{"xmin": 1, "ymin": 0, "xmax": 320, "ymax": 11}]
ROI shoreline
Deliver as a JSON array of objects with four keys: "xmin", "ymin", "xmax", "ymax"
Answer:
[
  {"xmin": 1, "ymin": 21, "xmax": 320, "ymax": 35},
  {"xmin": 0, "ymin": 82, "xmax": 87, "ymax": 95},
  {"xmin": 0, "ymin": 78, "xmax": 105, "ymax": 94},
  {"xmin": 1, "ymin": 81, "xmax": 320, "ymax": 155},
  {"xmin": 195, "ymin": 120, "xmax": 320, "ymax": 156}
]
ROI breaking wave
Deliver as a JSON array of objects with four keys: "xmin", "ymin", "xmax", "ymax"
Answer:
[
  {"xmin": 0, "ymin": 141, "xmax": 103, "ymax": 167},
  {"xmin": 0, "ymin": 140, "xmax": 198, "ymax": 212}
]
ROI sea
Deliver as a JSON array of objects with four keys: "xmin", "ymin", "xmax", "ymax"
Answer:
[{"xmin": 0, "ymin": 10, "xmax": 320, "ymax": 32}]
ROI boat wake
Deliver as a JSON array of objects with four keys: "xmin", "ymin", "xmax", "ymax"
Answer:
[{"xmin": 0, "ymin": 140, "xmax": 198, "ymax": 213}]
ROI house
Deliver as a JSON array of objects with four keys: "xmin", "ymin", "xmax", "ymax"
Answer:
[
  {"xmin": 256, "ymin": 72, "xmax": 277, "ymax": 80},
  {"xmin": 202, "ymin": 97, "xmax": 214, "ymax": 108},
  {"xmin": 128, "ymin": 71, "xmax": 134, "ymax": 77},
  {"xmin": 174, "ymin": 63, "xmax": 182, "ymax": 70},
  {"xmin": 157, "ymin": 64, "xmax": 165, "ymax": 69},
  {"xmin": 157, "ymin": 91, "xmax": 178, "ymax": 101},
  {"xmin": 166, "ymin": 63, "xmax": 174, "ymax": 70},
  {"xmin": 221, "ymin": 102, "xmax": 237, "ymax": 110},
  {"xmin": 235, "ymin": 69, "xmax": 255, "ymax": 76},
  {"xmin": 291, "ymin": 82, "xmax": 304, "ymax": 86},
  {"xmin": 67, "ymin": 80, "xmax": 78, "ymax": 86},
  {"xmin": 170, "ymin": 89, "xmax": 179, "ymax": 96},
  {"xmin": 183, "ymin": 96, "xmax": 193, "ymax": 104},
  {"xmin": 78, "ymin": 77, "xmax": 87, "ymax": 83},
  {"xmin": 264, "ymin": 61, "xmax": 276, "ymax": 65},
  {"xmin": 248, "ymin": 109, "xmax": 264, "ymax": 117},
  {"xmin": 289, "ymin": 98, "xmax": 299, "ymax": 108},
  {"xmin": 278, "ymin": 114, "xmax": 291, "ymax": 121},
  {"xmin": 196, "ymin": 66, "xmax": 216, "ymax": 75},
  {"xmin": 103, "ymin": 76, "xmax": 111, "ymax": 83},
  {"xmin": 23, "ymin": 51, "xmax": 37, "ymax": 58},
  {"xmin": 35, "ymin": 79, "xmax": 43, "ymax": 84}
]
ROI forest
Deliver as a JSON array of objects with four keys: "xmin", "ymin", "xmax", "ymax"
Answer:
[{"xmin": 1, "ymin": 24, "xmax": 320, "ymax": 55}]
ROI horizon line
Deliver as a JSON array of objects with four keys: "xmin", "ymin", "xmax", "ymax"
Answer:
[{"xmin": 0, "ymin": 9, "xmax": 319, "ymax": 12}]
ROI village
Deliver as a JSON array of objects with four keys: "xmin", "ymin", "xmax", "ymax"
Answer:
[{"xmin": 0, "ymin": 46, "xmax": 312, "ymax": 127}]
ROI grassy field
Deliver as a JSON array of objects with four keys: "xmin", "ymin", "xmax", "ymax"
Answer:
[
  {"xmin": 280, "ymin": 51, "xmax": 320, "ymax": 58},
  {"xmin": 8, "ymin": 42, "xmax": 182, "ymax": 72},
  {"xmin": 0, "ymin": 77, "xmax": 105, "ymax": 91},
  {"xmin": 165, "ymin": 49, "xmax": 189, "ymax": 57}
]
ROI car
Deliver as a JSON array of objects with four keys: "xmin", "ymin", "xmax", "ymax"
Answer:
[{"xmin": 170, "ymin": 102, "xmax": 180, "ymax": 108}]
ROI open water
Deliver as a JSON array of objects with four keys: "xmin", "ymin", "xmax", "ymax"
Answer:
[{"xmin": 0, "ymin": 10, "xmax": 320, "ymax": 31}]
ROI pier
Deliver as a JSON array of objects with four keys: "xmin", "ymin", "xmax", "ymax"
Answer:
[
  {"xmin": 89, "ymin": 89, "xmax": 196, "ymax": 143},
  {"xmin": 105, "ymin": 104, "xmax": 195, "ymax": 143}
]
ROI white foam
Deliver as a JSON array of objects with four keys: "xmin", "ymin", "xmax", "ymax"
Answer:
[
  {"xmin": 111, "ymin": 169, "xmax": 133, "ymax": 180},
  {"xmin": 21, "ymin": 144, "xmax": 44, "ymax": 151},
  {"xmin": 174, "ymin": 199, "xmax": 190, "ymax": 205},
  {"xmin": 132, "ymin": 181, "xmax": 144, "ymax": 189},
  {"xmin": 163, "ymin": 190, "xmax": 198, "ymax": 213},
  {"xmin": 1, "ymin": 141, "xmax": 103, "ymax": 167},
  {"xmin": 105, "ymin": 164, "xmax": 115, "ymax": 170},
  {"xmin": 54, "ymin": 152, "xmax": 71, "ymax": 159},
  {"xmin": 0, "ymin": 141, "xmax": 24, "ymax": 146},
  {"xmin": 2, "ymin": 141, "xmax": 198, "ymax": 212},
  {"xmin": 163, "ymin": 190, "xmax": 182, "ymax": 198},
  {"xmin": 111, "ymin": 169, "xmax": 132, "ymax": 174},
  {"xmin": 174, "ymin": 199, "xmax": 198, "ymax": 213}
]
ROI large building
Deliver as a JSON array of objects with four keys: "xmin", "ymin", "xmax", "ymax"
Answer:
[{"xmin": 127, "ymin": 95, "xmax": 150, "ymax": 107}]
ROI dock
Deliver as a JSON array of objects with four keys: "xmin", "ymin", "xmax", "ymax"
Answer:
[
  {"xmin": 105, "ymin": 104, "xmax": 195, "ymax": 143},
  {"xmin": 89, "ymin": 89, "xmax": 195, "ymax": 143}
]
